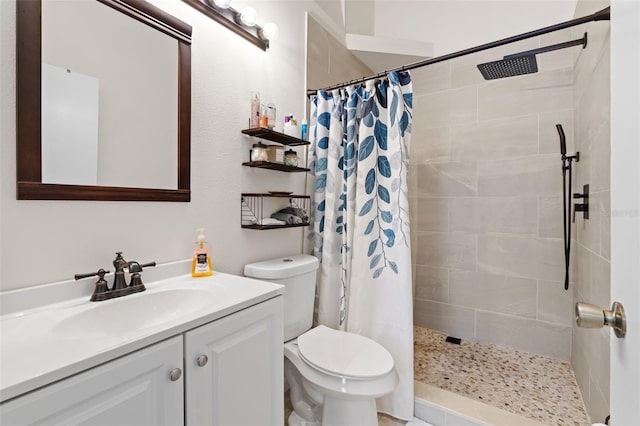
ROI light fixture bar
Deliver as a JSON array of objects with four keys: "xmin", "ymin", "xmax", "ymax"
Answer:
[{"xmin": 181, "ymin": 0, "xmax": 269, "ymax": 50}]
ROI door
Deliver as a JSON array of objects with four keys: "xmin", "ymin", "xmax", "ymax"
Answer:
[
  {"xmin": 610, "ymin": 0, "xmax": 640, "ymax": 424},
  {"xmin": 0, "ymin": 336, "xmax": 184, "ymax": 425},
  {"xmin": 184, "ymin": 297, "xmax": 284, "ymax": 426}
]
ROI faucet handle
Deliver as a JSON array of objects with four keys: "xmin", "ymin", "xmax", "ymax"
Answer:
[
  {"xmin": 75, "ymin": 269, "xmax": 111, "ymax": 302},
  {"xmin": 74, "ymin": 268, "xmax": 110, "ymax": 280},
  {"xmin": 113, "ymin": 252, "xmax": 127, "ymax": 271},
  {"xmin": 127, "ymin": 261, "xmax": 155, "ymax": 292}
]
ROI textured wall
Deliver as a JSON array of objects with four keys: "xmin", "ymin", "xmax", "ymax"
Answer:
[
  {"xmin": 570, "ymin": 0, "xmax": 611, "ymax": 422},
  {"xmin": 409, "ymin": 30, "xmax": 576, "ymax": 360}
]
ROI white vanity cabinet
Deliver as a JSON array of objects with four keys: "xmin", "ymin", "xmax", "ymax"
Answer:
[
  {"xmin": 0, "ymin": 336, "xmax": 184, "ymax": 425},
  {"xmin": 185, "ymin": 296, "xmax": 284, "ymax": 425},
  {"xmin": 0, "ymin": 296, "xmax": 284, "ymax": 426}
]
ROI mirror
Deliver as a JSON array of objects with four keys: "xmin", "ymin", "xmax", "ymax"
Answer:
[{"xmin": 16, "ymin": 0, "xmax": 192, "ymax": 201}]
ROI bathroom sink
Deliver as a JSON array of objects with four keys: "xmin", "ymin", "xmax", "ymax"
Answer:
[{"xmin": 51, "ymin": 288, "xmax": 215, "ymax": 338}]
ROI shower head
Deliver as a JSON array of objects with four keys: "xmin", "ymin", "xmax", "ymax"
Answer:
[
  {"xmin": 556, "ymin": 124, "xmax": 566, "ymax": 155},
  {"xmin": 477, "ymin": 55, "xmax": 538, "ymax": 80},
  {"xmin": 477, "ymin": 32, "xmax": 588, "ymax": 80}
]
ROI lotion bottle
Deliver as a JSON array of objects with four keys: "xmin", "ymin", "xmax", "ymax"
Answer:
[
  {"xmin": 301, "ymin": 119, "xmax": 308, "ymax": 141},
  {"xmin": 192, "ymin": 228, "xmax": 213, "ymax": 277}
]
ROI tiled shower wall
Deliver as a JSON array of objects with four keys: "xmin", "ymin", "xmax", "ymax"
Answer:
[
  {"xmin": 409, "ymin": 30, "xmax": 577, "ymax": 361},
  {"xmin": 571, "ymin": 0, "xmax": 611, "ymax": 422}
]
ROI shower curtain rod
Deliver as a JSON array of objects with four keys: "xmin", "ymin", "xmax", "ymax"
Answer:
[{"xmin": 306, "ymin": 6, "xmax": 610, "ymax": 96}]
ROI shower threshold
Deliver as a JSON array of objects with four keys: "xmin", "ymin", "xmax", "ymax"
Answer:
[{"xmin": 414, "ymin": 326, "xmax": 590, "ymax": 425}]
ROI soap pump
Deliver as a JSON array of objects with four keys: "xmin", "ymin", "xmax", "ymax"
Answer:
[{"xmin": 192, "ymin": 228, "xmax": 213, "ymax": 277}]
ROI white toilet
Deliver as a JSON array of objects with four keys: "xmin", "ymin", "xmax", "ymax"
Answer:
[{"xmin": 244, "ymin": 254, "xmax": 398, "ymax": 426}]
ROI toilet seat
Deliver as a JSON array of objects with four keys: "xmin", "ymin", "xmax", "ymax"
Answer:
[{"xmin": 296, "ymin": 325, "xmax": 394, "ymax": 380}]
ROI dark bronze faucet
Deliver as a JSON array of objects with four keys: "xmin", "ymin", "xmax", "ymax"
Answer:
[{"xmin": 75, "ymin": 252, "xmax": 156, "ymax": 302}]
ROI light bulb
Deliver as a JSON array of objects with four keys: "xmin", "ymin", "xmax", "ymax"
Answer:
[
  {"xmin": 261, "ymin": 22, "xmax": 279, "ymax": 40},
  {"xmin": 212, "ymin": 0, "xmax": 232, "ymax": 8},
  {"xmin": 240, "ymin": 6, "xmax": 257, "ymax": 26}
]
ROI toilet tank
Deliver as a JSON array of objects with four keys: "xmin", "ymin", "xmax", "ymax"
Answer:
[{"xmin": 244, "ymin": 254, "xmax": 319, "ymax": 342}]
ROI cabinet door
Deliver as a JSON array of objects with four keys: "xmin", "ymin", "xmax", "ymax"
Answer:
[
  {"xmin": 1, "ymin": 336, "xmax": 184, "ymax": 426},
  {"xmin": 185, "ymin": 297, "xmax": 284, "ymax": 426}
]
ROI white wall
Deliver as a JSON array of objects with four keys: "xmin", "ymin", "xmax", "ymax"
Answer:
[
  {"xmin": 374, "ymin": 0, "xmax": 577, "ymax": 57},
  {"xmin": 1, "ymin": 0, "xmax": 314, "ymax": 291}
]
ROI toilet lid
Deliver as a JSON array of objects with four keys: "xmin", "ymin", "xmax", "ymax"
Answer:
[{"xmin": 296, "ymin": 325, "xmax": 394, "ymax": 379}]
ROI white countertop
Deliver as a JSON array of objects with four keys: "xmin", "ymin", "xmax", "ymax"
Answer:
[{"xmin": 0, "ymin": 270, "xmax": 284, "ymax": 403}]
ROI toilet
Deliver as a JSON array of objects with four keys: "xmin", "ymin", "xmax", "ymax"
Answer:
[{"xmin": 244, "ymin": 254, "xmax": 398, "ymax": 426}]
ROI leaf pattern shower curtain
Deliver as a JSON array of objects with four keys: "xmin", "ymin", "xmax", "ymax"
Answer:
[{"xmin": 309, "ymin": 71, "xmax": 414, "ymax": 420}]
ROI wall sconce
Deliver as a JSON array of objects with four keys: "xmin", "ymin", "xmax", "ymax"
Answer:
[{"xmin": 182, "ymin": 0, "xmax": 278, "ymax": 51}]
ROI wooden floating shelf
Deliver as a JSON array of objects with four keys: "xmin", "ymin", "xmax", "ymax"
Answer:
[
  {"xmin": 242, "ymin": 161, "xmax": 310, "ymax": 173},
  {"xmin": 241, "ymin": 128, "xmax": 310, "ymax": 146},
  {"xmin": 241, "ymin": 223, "xmax": 310, "ymax": 230}
]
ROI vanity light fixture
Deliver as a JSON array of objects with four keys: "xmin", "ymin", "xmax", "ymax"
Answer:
[
  {"xmin": 181, "ymin": 0, "xmax": 277, "ymax": 50},
  {"xmin": 260, "ymin": 22, "xmax": 279, "ymax": 41},
  {"xmin": 212, "ymin": 0, "xmax": 231, "ymax": 8},
  {"xmin": 239, "ymin": 6, "xmax": 257, "ymax": 27}
]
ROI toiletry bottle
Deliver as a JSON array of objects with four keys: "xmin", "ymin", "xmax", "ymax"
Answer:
[
  {"xmin": 301, "ymin": 119, "xmax": 308, "ymax": 141},
  {"xmin": 192, "ymin": 228, "xmax": 213, "ymax": 277},
  {"xmin": 283, "ymin": 114, "xmax": 293, "ymax": 136},
  {"xmin": 250, "ymin": 91, "xmax": 260, "ymax": 128}
]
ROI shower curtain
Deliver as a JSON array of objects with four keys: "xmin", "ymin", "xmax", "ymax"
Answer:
[{"xmin": 309, "ymin": 71, "xmax": 414, "ymax": 420}]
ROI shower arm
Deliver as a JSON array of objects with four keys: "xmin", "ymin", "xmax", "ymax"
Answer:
[{"xmin": 505, "ymin": 33, "xmax": 588, "ymax": 60}]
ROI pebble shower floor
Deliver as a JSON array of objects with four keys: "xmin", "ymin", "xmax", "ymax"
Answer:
[{"xmin": 414, "ymin": 326, "xmax": 591, "ymax": 425}]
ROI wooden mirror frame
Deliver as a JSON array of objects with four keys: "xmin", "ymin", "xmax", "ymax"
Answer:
[{"xmin": 16, "ymin": 0, "xmax": 192, "ymax": 201}]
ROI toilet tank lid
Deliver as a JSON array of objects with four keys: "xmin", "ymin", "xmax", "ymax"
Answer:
[{"xmin": 244, "ymin": 254, "xmax": 319, "ymax": 279}]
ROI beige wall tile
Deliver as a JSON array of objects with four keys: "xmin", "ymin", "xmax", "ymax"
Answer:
[
  {"xmin": 478, "ymin": 68, "xmax": 573, "ymax": 122},
  {"xmin": 412, "ymin": 61, "xmax": 451, "ymax": 94},
  {"xmin": 588, "ymin": 378, "xmax": 610, "ymax": 424},
  {"xmin": 478, "ymin": 234, "xmax": 564, "ymax": 282},
  {"xmin": 416, "ymin": 231, "xmax": 477, "ymax": 271},
  {"xmin": 600, "ymin": 191, "xmax": 610, "ymax": 260},
  {"xmin": 476, "ymin": 311, "xmax": 572, "ymax": 360},
  {"xmin": 570, "ymin": 329, "xmax": 591, "ymax": 401},
  {"xmin": 571, "ymin": 3, "xmax": 610, "ymax": 416},
  {"xmin": 416, "ymin": 197, "xmax": 449, "ymax": 232},
  {"xmin": 449, "ymin": 271, "xmax": 536, "ymax": 318},
  {"xmin": 575, "ymin": 48, "xmax": 610, "ymax": 148},
  {"xmin": 574, "ymin": 15, "xmax": 610, "ymax": 106},
  {"xmin": 477, "ymin": 155, "xmax": 561, "ymax": 197},
  {"xmin": 414, "ymin": 299, "xmax": 476, "ymax": 339},
  {"xmin": 328, "ymin": 36, "xmax": 372, "ymax": 85},
  {"xmin": 307, "ymin": 17, "xmax": 330, "ymax": 71},
  {"xmin": 538, "ymin": 280, "xmax": 574, "ymax": 325},
  {"xmin": 410, "ymin": 127, "xmax": 450, "ymax": 163},
  {"xmin": 307, "ymin": 16, "xmax": 372, "ymax": 91},
  {"xmin": 590, "ymin": 251, "xmax": 610, "ymax": 309},
  {"xmin": 589, "ymin": 120, "xmax": 610, "ymax": 193},
  {"xmin": 450, "ymin": 115, "xmax": 538, "ymax": 162},
  {"xmin": 415, "ymin": 265, "xmax": 449, "ymax": 303},
  {"xmin": 450, "ymin": 196, "xmax": 537, "ymax": 235},
  {"xmin": 586, "ymin": 328, "xmax": 611, "ymax": 407},
  {"xmin": 575, "ymin": 243, "xmax": 592, "ymax": 301},
  {"xmin": 417, "ymin": 86, "xmax": 477, "ymax": 129},
  {"xmin": 538, "ymin": 196, "xmax": 563, "ymax": 238},
  {"xmin": 417, "ymin": 162, "xmax": 477, "ymax": 197},
  {"xmin": 576, "ymin": 191, "xmax": 602, "ymax": 254}
]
